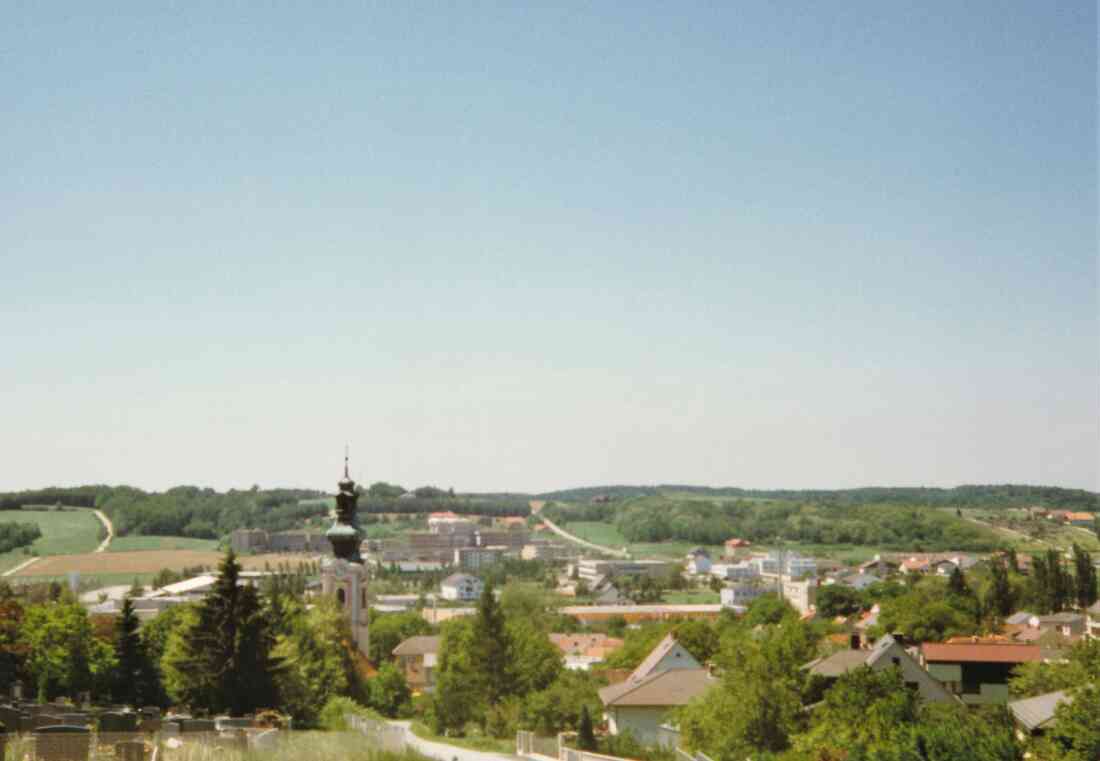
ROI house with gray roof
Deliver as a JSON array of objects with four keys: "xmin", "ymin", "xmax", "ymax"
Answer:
[
  {"xmin": 1008, "ymin": 690, "xmax": 1072, "ymax": 734},
  {"xmin": 599, "ymin": 634, "xmax": 714, "ymax": 746},
  {"xmin": 804, "ymin": 635, "xmax": 955, "ymax": 704}
]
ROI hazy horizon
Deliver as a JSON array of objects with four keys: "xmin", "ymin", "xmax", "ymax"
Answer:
[{"xmin": 4, "ymin": 3, "xmax": 1097, "ymax": 494}]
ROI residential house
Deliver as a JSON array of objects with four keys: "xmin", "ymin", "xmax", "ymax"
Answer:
[
  {"xmin": 599, "ymin": 634, "xmax": 714, "ymax": 746},
  {"xmin": 1088, "ymin": 600, "xmax": 1100, "ymax": 640},
  {"xmin": 858, "ymin": 555, "xmax": 899, "ymax": 576},
  {"xmin": 753, "ymin": 551, "xmax": 816, "ymax": 578},
  {"xmin": 1023, "ymin": 612, "xmax": 1087, "ymax": 642},
  {"xmin": 804, "ymin": 635, "xmax": 955, "ymax": 704},
  {"xmin": 826, "ymin": 571, "xmax": 879, "ymax": 591},
  {"xmin": 685, "ymin": 548, "xmax": 712, "ymax": 576},
  {"xmin": 427, "ymin": 512, "xmax": 476, "ymax": 535},
  {"xmin": 723, "ymin": 538, "xmax": 751, "ymax": 557},
  {"xmin": 549, "ymin": 633, "xmax": 624, "ymax": 670},
  {"xmin": 439, "ymin": 573, "xmax": 484, "ymax": 601},
  {"xmin": 1008, "ymin": 690, "xmax": 1072, "ymax": 736},
  {"xmin": 920, "ymin": 642, "xmax": 1043, "ymax": 704},
  {"xmin": 393, "ymin": 635, "xmax": 441, "ymax": 692},
  {"xmin": 1064, "ymin": 512, "xmax": 1095, "ymax": 528}
]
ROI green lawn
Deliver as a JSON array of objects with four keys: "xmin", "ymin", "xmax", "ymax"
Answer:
[
  {"xmin": 409, "ymin": 721, "xmax": 514, "ymax": 755},
  {"xmin": 564, "ymin": 521, "xmax": 629, "ymax": 547},
  {"xmin": 107, "ymin": 535, "xmax": 220, "ymax": 552},
  {"xmin": 0, "ymin": 509, "xmax": 104, "ymax": 573}
]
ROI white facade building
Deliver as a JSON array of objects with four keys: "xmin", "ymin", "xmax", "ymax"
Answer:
[{"xmin": 440, "ymin": 573, "xmax": 484, "ymax": 601}]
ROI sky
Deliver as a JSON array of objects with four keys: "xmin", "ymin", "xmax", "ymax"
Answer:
[{"xmin": 2, "ymin": 2, "xmax": 1097, "ymax": 494}]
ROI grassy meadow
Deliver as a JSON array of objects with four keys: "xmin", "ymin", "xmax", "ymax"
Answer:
[
  {"xmin": 107, "ymin": 535, "xmax": 221, "ymax": 552},
  {"xmin": 0, "ymin": 508, "xmax": 104, "ymax": 573}
]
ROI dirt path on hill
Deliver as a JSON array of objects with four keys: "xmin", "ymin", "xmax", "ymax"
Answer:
[
  {"xmin": 93, "ymin": 509, "xmax": 114, "ymax": 553},
  {"xmin": 536, "ymin": 510, "xmax": 631, "ymax": 559},
  {"xmin": 2, "ymin": 557, "xmax": 39, "ymax": 577}
]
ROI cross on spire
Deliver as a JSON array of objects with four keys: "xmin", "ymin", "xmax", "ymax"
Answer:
[{"xmin": 344, "ymin": 444, "xmax": 349, "ymax": 478}]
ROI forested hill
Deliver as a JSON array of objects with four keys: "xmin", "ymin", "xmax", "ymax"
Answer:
[{"xmin": 537, "ymin": 484, "xmax": 1099, "ymax": 510}]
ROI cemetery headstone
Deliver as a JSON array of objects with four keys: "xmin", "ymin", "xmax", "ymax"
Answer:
[
  {"xmin": 35, "ymin": 715, "xmax": 65, "ymax": 730},
  {"xmin": 33, "ymin": 725, "xmax": 90, "ymax": 761},
  {"xmin": 98, "ymin": 713, "xmax": 138, "ymax": 733},
  {"xmin": 115, "ymin": 740, "xmax": 147, "ymax": 761},
  {"xmin": 179, "ymin": 719, "xmax": 216, "ymax": 734},
  {"xmin": 58, "ymin": 715, "xmax": 90, "ymax": 728}
]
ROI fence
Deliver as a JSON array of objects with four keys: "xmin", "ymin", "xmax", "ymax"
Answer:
[
  {"xmin": 345, "ymin": 714, "xmax": 406, "ymax": 753},
  {"xmin": 515, "ymin": 731, "xmax": 560, "ymax": 759}
]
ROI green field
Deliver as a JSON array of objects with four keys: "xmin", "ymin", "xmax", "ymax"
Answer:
[
  {"xmin": 107, "ymin": 535, "xmax": 220, "ymax": 553},
  {"xmin": 0, "ymin": 509, "xmax": 104, "ymax": 573},
  {"xmin": 564, "ymin": 521, "xmax": 629, "ymax": 547}
]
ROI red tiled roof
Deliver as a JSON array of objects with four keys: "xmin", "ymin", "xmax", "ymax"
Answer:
[{"xmin": 921, "ymin": 642, "xmax": 1042, "ymax": 664}]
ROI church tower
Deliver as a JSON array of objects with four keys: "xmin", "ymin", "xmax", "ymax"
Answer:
[{"xmin": 321, "ymin": 451, "xmax": 369, "ymax": 657}]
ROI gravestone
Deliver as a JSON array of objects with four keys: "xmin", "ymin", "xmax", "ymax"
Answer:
[
  {"xmin": 159, "ymin": 721, "xmax": 180, "ymax": 738},
  {"xmin": 0, "ymin": 706, "xmax": 21, "ymax": 732},
  {"xmin": 58, "ymin": 715, "xmax": 90, "ymax": 728},
  {"xmin": 115, "ymin": 740, "xmax": 147, "ymax": 761},
  {"xmin": 98, "ymin": 713, "xmax": 138, "ymax": 733},
  {"xmin": 138, "ymin": 707, "xmax": 161, "ymax": 719},
  {"xmin": 33, "ymin": 725, "xmax": 90, "ymax": 761},
  {"xmin": 179, "ymin": 719, "xmax": 216, "ymax": 734},
  {"xmin": 35, "ymin": 715, "xmax": 65, "ymax": 730},
  {"xmin": 215, "ymin": 717, "xmax": 253, "ymax": 730},
  {"xmin": 137, "ymin": 718, "xmax": 160, "ymax": 734},
  {"xmin": 250, "ymin": 729, "xmax": 279, "ymax": 751}
]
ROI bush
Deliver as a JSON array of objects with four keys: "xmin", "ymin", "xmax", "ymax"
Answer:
[{"xmin": 318, "ymin": 696, "xmax": 386, "ymax": 731}]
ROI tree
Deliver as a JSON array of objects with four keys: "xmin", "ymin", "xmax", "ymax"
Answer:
[
  {"xmin": 1071, "ymin": 544, "xmax": 1097, "ymax": 609},
  {"xmin": 470, "ymin": 580, "xmax": 511, "ymax": 705},
  {"xmin": 577, "ymin": 705, "xmax": 597, "ymax": 751},
  {"xmin": 986, "ymin": 556, "xmax": 1015, "ymax": 620},
  {"xmin": 793, "ymin": 666, "xmax": 920, "ymax": 757},
  {"xmin": 274, "ymin": 597, "xmax": 366, "ymax": 726},
  {"xmin": 431, "ymin": 618, "xmax": 480, "ymax": 734},
  {"xmin": 112, "ymin": 597, "xmax": 159, "ymax": 706},
  {"xmin": 369, "ymin": 662, "xmax": 412, "ymax": 718},
  {"xmin": 816, "ymin": 584, "xmax": 865, "ymax": 618},
  {"xmin": 163, "ymin": 550, "xmax": 282, "ymax": 714},
  {"xmin": 1045, "ymin": 683, "xmax": 1100, "ymax": 761},
  {"xmin": 679, "ymin": 620, "xmax": 818, "ymax": 759},
  {"xmin": 507, "ymin": 618, "xmax": 562, "ymax": 696},
  {"xmin": 947, "ymin": 565, "xmax": 970, "ymax": 597},
  {"xmin": 21, "ymin": 600, "xmax": 116, "ymax": 701}
]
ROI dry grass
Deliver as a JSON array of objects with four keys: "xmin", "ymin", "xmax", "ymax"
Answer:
[{"xmin": 11, "ymin": 550, "xmax": 322, "ymax": 577}]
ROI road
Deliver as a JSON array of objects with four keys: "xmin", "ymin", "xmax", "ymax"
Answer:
[
  {"xmin": 93, "ymin": 509, "xmax": 114, "ymax": 553},
  {"xmin": 2, "ymin": 557, "xmax": 39, "ymax": 577},
  {"xmin": 391, "ymin": 721, "xmax": 518, "ymax": 761},
  {"xmin": 533, "ymin": 506, "xmax": 630, "ymax": 559},
  {"xmin": 963, "ymin": 516, "xmax": 1047, "ymax": 547}
]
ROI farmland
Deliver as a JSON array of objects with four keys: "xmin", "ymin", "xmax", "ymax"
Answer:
[
  {"xmin": 0, "ymin": 509, "xmax": 104, "ymax": 573},
  {"xmin": 107, "ymin": 535, "xmax": 221, "ymax": 553},
  {"xmin": 9, "ymin": 549, "xmax": 321, "ymax": 580}
]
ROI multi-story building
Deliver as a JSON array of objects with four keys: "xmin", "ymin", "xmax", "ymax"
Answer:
[
  {"xmin": 710, "ymin": 560, "xmax": 758, "ymax": 580},
  {"xmin": 228, "ymin": 528, "xmax": 328, "ymax": 554},
  {"xmin": 454, "ymin": 546, "xmax": 505, "ymax": 571},
  {"xmin": 521, "ymin": 541, "xmax": 568, "ymax": 561},
  {"xmin": 577, "ymin": 559, "xmax": 671, "ymax": 584},
  {"xmin": 720, "ymin": 582, "xmax": 767, "ymax": 609},
  {"xmin": 753, "ymin": 551, "xmax": 816, "ymax": 578},
  {"xmin": 427, "ymin": 512, "xmax": 477, "ymax": 535}
]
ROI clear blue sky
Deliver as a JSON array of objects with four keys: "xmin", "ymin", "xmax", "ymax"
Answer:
[{"xmin": 3, "ymin": 3, "xmax": 1097, "ymax": 493}]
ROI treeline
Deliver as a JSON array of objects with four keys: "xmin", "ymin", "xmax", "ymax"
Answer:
[
  {"xmin": 0, "ymin": 522, "xmax": 42, "ymax": 553},
  {"xmin": 538, "ymin": 483, "xmax": 1099, "ymax": 510},
  {"xmin": 0, "ymin": 486, "xmax": 330, "ymax": 539},
  {"xmin": 361, "ymin": 496, "xmax": 530, "ymax": 517},
  {"xmin": 542, "ymin": 497, "xmax": 1003, "ymax": 551},
  {"xmin": 0, "ymin": 491, "xmax": 97, "ymax": 510}
]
